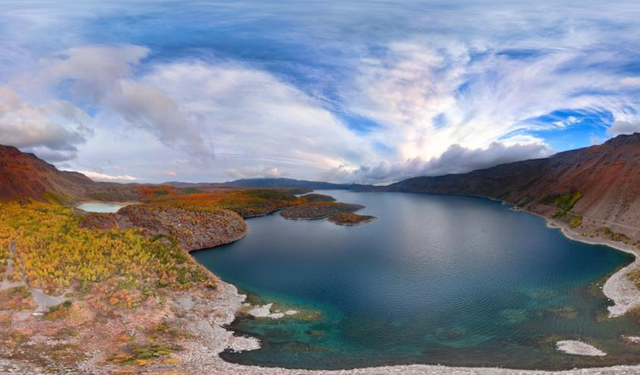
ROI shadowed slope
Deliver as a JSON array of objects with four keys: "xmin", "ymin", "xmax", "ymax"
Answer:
[
  {"xmin": 0, "ymin": 145, "xmax": 94, "ymax": 202},
  {"xmin": 387, "ymin": 133, "xmax": 640, "ymax": 238}
]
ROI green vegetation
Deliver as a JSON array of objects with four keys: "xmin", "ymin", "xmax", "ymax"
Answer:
[
  {"xmin": 108, "ymin": 323, "xmax": 189, "ymax": 366},
  {"xmin": 0, "ymin": 188, "xmax": 314, "ymax": 314},
  {"xmin": 0, "ymin": 286, "xmax": 37, "ymax": 311},
  {"xmin": 136, "ymin": 185, "xmax": 178, "ymax": 200},
  {"xmin": 568, "ymin": 215, "xmax": 583, "ymax": 229},
  {"xmin": 44, "ymin": 300, "xmax": 73, "ymax": 321},
  {"xmin": 541, "ymin": 191, "xmax": 583, "ymax": 212},
  {"xmin": 541, "ymin": 192, "xmax": 584, "ymax": 229},
  {"xmin": 601, "ymin": 227, "xmax": 631, "ymax": 243},
  {"xmin": 0, "ymin": 231, "xmax": 10, "ymax": 274},
  {"xmin": 179, "ymin": 187, "xmax": 202, "ymax": 195},
  {"xmin": 110, "ymin": 343, "xmax": 181, "ymax": 366},
  {"xmin": 541, "ymin": 191, "xmax": 583, "ymax": 219}
]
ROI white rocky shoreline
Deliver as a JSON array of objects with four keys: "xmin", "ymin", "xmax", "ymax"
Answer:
[
  {"xmin": 185, "ymin": 206, "xmax": 640, "ymax": 375},
  {"xmin": 558, "ymin": 226, "xmax": 640, "ymax": 318},
  {"xmin": 4, "ymin": 201, "xmax": 640, "ymax": 375},
  {"xmin": 504, "ymin": 199, "xmax": 640, "ymax": 319},
  {"xmin": 174, "ymin": 281, "xmax": 640, "ymax": 375}
]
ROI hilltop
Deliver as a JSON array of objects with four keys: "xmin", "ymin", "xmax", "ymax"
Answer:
[
  {"xmin": 0, "ymin": 145, "xmax": 94, "ymax": 202},
  {"xmin": 386, "ymin": 133, "xmax": 640, "ymax": 241},
  {"xmin": 224, "ymin": 177, "xmax": 369, "ymax": 190}
]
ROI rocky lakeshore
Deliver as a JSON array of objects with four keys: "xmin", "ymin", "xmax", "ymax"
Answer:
[
  {"xmin": 165, "ymin": 203, "xmax": 640, "ymax": 375},
  {"xmin": 559, "ymin": 226, "xmax": 640, "ymax": 318},
  {"xmin": 6, "ymin": 277, "xmax": 640, "ymax": 375},
  {"xmin": 165, "ymin": 283, "xmax": 640, "ymax": 375},
  {"xmin": 521, "ymin": 207, "xmax": 640, "ymax": 319},
  {"xmin": 105, "ymin": 280, "xmax": 640, "ymax": 375},
  {"xmin": 3, "ymin": 196, "xmax": 640, "ymax": 375}
]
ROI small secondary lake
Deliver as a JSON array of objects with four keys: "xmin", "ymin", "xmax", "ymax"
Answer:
[
  {"xmin": 77, "ymin": 202, "xmax": 128, "ymax": 213},
  {"xmin": 193, "ymin": 191, "xmax": 640, "ymax": 370}
]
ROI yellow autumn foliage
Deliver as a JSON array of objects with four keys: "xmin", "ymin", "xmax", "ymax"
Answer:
[{"xmin": 0, "ymin": 201, "xmax": 212, "ymax": 303}]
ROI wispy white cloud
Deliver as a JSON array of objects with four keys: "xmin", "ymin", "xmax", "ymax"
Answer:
[
  {"xmin": 621, "ymin": 77, "xmax": 640, "ymax": 87},
  {"xmin": 138, "ymin": 60, "xmax": 375, "ymax": 176},
  {"xmin": 331, "ymin": 10, "xmax": 640, "ymax": 182},
  {"xmin": 75, "ymin": 170, "xmax": 139, "ymax": 182},
  {"xmin": 326, "ymin": 141, "xmax": 553, "ymax": 184},
  {"xmin": 16, "ymin": 45, "xmax": 215, "ymax": 163},
  {"xmin": 0, "ymin": 86, "xmax": 91, "ymax": 160},
  {"xmin": 607, "ymin": 121, "xmax": 640, "ymax": 136},
  {"xmin": 2, "ymin": 1, "xmax": 640, "ymax": 183},
  {"xmin": 227, "ymin": 166, "xmax": 283, "ymax": 180}
]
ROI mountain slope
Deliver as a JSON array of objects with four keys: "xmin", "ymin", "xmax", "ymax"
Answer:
[
  {"xmin": 387, "ymin": 133, "xmax": 640, "ymax": 238},
  {"xmin": 0, "ymin": 145, "xmax": 147, "ymax": 203},
  {"xmin": 0, "ymin": 145, "xmax": 95, "ymax": 202}
]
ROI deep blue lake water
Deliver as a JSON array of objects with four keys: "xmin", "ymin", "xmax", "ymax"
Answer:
[{"xmin": 192, "ymin": 191, "xmax": 640, "ymax": 370}]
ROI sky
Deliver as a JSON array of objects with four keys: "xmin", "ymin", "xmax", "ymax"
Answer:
[{"xmin": 1, "ymin": 0, "xmax": 640, "ymax": 184}]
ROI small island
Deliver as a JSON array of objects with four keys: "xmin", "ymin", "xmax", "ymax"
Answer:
[
  {"xmin": 280, "ymin": 202, "xmax": 363, "ymax": 220},
  {"xmin": 328, "ymin": 212, "xmax": 376, "ymax": 226}
]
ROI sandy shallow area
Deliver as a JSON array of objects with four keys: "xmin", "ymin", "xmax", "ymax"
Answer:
[
  {"xmin": 3, "ymin": 270, "xmax": 640, "ymax": 375},
  {"xmin": 171, "ymin": 282, "xmax": 640, "ymax": 375}
]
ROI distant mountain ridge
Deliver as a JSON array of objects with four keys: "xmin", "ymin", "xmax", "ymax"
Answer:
[
  {"xmin": 224, "ymin": 177, "xmax": 368, "ymax": 190},
  {"xmin": 3, "ymin": 133, "xmax": 640, "ymax": 243},
  {"xmin": 0, "ymin": 144, "xmax": 141, "ymax": 202},
  {"xmin": 0, "ymin": 145, "xmax": 368, "ymax": 202},
  {"xmin": 385, "ymin": 133, "xmax": 640, "ymax": 238},
  {"xmin": 0, "ymin": 145, "xmax": 94, "ymax": 202}
]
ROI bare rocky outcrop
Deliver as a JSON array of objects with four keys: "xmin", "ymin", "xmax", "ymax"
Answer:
[{"xmin": 80, "ymin": 204, "xmax": 247, "ymax": 252}]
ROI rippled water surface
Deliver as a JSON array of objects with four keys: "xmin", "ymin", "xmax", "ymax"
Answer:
[{"xmin": 193, "ymin": 191, "xmax": 640, "ymax": 370}]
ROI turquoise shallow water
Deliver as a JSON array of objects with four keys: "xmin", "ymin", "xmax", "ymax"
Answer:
[{"xmin": 192, "ymin": 191, "xmax": 640, "ymax": 370}]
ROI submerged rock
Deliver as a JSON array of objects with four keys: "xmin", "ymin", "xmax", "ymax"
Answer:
[
  {"xmin": 622, "ymin": 335, "xmax": 640, "ymax": 344},
  {"xmin": 556, "ymin": 340, "xmax": 606, "ymax": 356},
  {"xmin": 244, "ymin": 303, "xmax": 299, "ymax": 319}
]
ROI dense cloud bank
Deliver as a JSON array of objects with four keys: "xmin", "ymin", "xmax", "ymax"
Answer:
[{"xmin": 0, "ymin": 1, "xmax": 639, "ymax": 182}]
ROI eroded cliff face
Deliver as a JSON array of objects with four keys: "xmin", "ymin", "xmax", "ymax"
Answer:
[
  {"xmin": 0, "ymin": 145, "xmax": 94, "ymax": 202},
  {"xmin": 80, "ymin": 205, "xmax": 247, "ymax": 251},
  {"xmin": 387, "ymin": 133, "xmax": 640, "ymax": 240}
]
